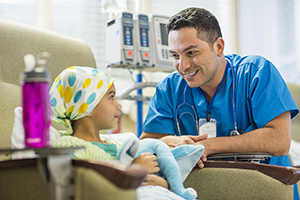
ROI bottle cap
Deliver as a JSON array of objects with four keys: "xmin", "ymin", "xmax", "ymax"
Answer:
[{"xmin": 21, "ymin": 52, "xmax": 51, "ymax": 83}]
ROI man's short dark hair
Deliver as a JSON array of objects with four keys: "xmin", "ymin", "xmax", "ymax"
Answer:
[{"xmin": 166, "ymin": 7, "xmax": 222, "ymax": 46}]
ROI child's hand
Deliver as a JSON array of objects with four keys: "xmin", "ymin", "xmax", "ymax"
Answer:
[
  {"xmin": 133, "ymin": 153, "xmax": 159, "ymax": 173},
  {"xmin": 141, "ymin": 174, "xmax": 169, "ymax": 189}
]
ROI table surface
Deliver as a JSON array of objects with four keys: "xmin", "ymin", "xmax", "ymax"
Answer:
[{"xmin": 0, "ymin": 147, "xmax": 83, "ymax": 157}]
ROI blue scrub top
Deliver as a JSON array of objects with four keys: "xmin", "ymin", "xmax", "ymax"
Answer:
[
  {"xmin": 143, "ymin": 54, "xmax": 299, "ymax": 161},
  {"xmin": 144, "ymin": 54, "xmax": 298, "ymax": 135},
  {"xmin": 143, "ymin": 54, "xmax": 299, "ymax": 199}
]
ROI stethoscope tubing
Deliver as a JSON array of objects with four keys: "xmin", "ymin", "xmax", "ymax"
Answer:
[
  {"xmin": 175, "ymin": 85, "xmax": 199, "ymax": 136},
  {"xmin": 176, "ymin": 58, "xmax": 238, "ymax": 136},
  {"xmin": 228, "ymin": 58, "xmax": 238, "ymax": 132}
]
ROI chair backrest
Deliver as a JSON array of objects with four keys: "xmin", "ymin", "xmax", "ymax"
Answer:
[
  {"xmin": 287, "ymin": 83, "xmax": 300, "ymax": 143},
  {"xmin": 0, "ymin": 19, "xmax": 97, "ymax": 161}
]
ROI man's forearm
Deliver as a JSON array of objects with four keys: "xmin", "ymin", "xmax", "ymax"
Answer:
[
  {"xmin": 140, "ymin": 111, "xmax": 291, "ymax": 156},
  {"xmin": 197, "ymin": 111, "xmax": 291, "ymax": 157}
]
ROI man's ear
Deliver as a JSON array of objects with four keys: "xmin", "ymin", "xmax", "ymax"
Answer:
[{"xmin": 213, "ymin": 37, "xmax": 225, "ymax": 56}]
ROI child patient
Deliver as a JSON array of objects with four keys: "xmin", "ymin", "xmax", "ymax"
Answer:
[{"xmin": 50, "ymin": 66, "xmax": 203, "ymax": 200}]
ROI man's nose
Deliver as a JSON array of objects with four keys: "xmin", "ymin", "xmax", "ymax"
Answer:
[{"xmin": 178, "ymin": 57, "xmax": 191, "ymax": 72}]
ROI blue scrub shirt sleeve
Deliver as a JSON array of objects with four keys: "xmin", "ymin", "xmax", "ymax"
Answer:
[
  {"xmin": 143, "ymin": 83, "xmax": 177, "ymax": 135},
  {"xmin": 249, "ymin": 59, "xmax": 298, "ymax": 128}
]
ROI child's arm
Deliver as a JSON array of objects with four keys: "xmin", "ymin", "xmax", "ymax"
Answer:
[
  {"xmin": 141, "ymin": 174, "xmax": 169, "ymax": 189},
  {"xmin": 132, "ymin": 152, "xmax": 159, "ymax": 173}
]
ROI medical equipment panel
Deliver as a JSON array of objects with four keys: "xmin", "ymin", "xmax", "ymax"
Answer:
[
  {"xmin": 148, "ymin": 15, "xmax": 174, "ymax": 72},
  {"xmin": 106, "ymin": 11, "xmax": 135, "ymax": 68},
  {"xmin": 134, "ymin": 13, "xmax": 151, "ymax": 68}
]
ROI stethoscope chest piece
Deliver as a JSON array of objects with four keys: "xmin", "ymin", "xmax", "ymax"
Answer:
[{"xmin": 230, "ymin": 129, "xmax": 240, "ymax": 136}]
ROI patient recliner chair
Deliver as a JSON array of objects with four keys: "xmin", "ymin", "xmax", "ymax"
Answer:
[
  {"xmin": 0, "ymin": 19, "xmax": 299, "ymax": 200},
  {"xmin": 0, "ymin": 19, "xmax": 146, "ymax": 200},
  {"xmin": 0, "ymin": 19, "xmax": 96, "ymax": 160}
]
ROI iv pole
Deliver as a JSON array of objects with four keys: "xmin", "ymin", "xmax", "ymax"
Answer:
[
  {"xmin": 115, "ymin": 69, "xmax": 157, "ymax": 138},
  {"xmin": 136, "ymin": 70, "xmax": 143, "ymax": 137}
]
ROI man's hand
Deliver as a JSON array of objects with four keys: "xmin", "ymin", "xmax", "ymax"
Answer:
[
  {"xmin": 140, "ymin": 132, "xmax": 208, "ymax": 168},
  {"xmin": 160, "ymin": 134, "xmax": 208, "ymax": 149},
  {"xmin": 196, "ymin": 148, "xmax": 208, "ymax": 168},
  {"xmin": 160, "ymin": 134, "xmax": 208, "ymax": 168}
]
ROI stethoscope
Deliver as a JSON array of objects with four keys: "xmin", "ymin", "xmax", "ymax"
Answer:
[
  {"xmin": 175, "ymin": 85, "xmax": 199, "ymax": 136},
  {"xmin": 175, "ymin": 58, "xmax": 241, "ymax": 137}
]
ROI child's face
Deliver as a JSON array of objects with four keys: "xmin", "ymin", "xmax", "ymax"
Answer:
[{"xmin": 89, "ymin": 83, "xmax": 122, "ymax": 130}]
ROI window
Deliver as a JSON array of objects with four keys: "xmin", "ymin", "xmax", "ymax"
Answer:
[
  {"xmin": 1, "ymin": 0, "xmax": 298, "ymax": 82},
  {"xmin": 237, "ymin": 0, "xmax": 300, "ymax": 83}
]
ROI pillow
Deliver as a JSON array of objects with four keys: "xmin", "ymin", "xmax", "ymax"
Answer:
[{"xmin": 11, "ymin": 106, "xmax": 61, "ymax": 159}]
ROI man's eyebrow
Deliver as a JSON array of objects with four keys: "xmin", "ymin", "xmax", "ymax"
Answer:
[
  {"xmin": 182, "ymin": 45, "xmax": 198, "ymax": 52},
  {"xmin": 169, "ymin": 45, "xmax": 199, "ymax": 54}
]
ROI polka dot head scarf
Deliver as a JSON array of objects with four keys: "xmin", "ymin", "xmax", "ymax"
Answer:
[{"xmin": 49, "ymin": 66, "xmax": 114, "ymax": 135}]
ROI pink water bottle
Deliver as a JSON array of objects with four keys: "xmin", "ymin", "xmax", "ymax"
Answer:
[{"xmin": 21, "ymin": 52, "xmax": 51, "ymax": 148}]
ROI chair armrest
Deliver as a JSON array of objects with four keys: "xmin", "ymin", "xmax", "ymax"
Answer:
[
  {"xmin": 72, "ymin": 159, "xmax": 147, "ymax": 189},
  {"xmin": 0, "ymin": 157, "xmax": 36, "ymax": 169},
  {"xmin": 0, "ymin": 158, "xmax": 147, "ymax": 189},
  {"xmin": 204, "ymin": 161, "xmax": 300, "ymax": 185},
  {"xmin": 0, "ymin": 157, "xmax": 146, "ymax": 200}
]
